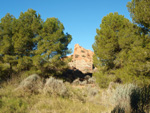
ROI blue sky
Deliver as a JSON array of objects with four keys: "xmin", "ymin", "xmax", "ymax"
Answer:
[{"xmin": 0, "ymin": 0, "xmax": 132, "ymax": 53}]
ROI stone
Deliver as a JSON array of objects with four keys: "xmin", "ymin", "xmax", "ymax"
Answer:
[{"xmin": 68, "ymin": 44, "xmax": 94, "ymax": 73}]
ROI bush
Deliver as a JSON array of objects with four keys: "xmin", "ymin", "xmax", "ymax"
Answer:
[
  {"xmin": 15, "ymin": 74, "xmax": 43, "ymax": 93},
  {"xmin": 85, "ymin": 85, "xmax": 99, "ymax": 97},
  {"xmin": 131, "ymin": 85, "xmax": 150, "ymax": 113},
  {"xmin": 111, "ymin": 105, "xmax": 125, "ymax": 113},
  {"xmin": 93, "ymin": 71, "xmax": 115, "ymax": 88},
  {"xmin": 112, "ymin": 84, "xmax": 150, "ymax": 113},
  {"xmin": 94, "ymin": 67, "xmax": 150, "ymax": 89},
  {"xmin": 0, "ymin": 63, "xmax": 11, "ymax": 81},
  {"xmin": 43, "ymin": 77, "xmax": 68, "ymax": 97},
  {"xmin": 114, "ymin": 67, "xmax": 150, "ymax": 86},
  {"xmin": 112, "ymin": 84, "xmax": 139, "ymax": 112}
]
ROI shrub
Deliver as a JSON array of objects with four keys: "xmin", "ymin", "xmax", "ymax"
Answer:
[
  {"xmin": 112, "ymin": 84, "xmax": 140, "ymax": 112},
  {"xmin": 15, "ymin": 74, "xmax": 43, "ymax": 93},
  {"xmin": 85, "ymin": 85, "xmax": 99, "ymax": 97},
  {"xmin": 93, "ymin": 71, "xmax": 115, "ymax": 88},
  {"xmin": 111, "ymin": 105, "xmax": 125, "ymax": 113},
  {"xmin": 112, "ymin": 84, "xmax": 150, "ymax": 112},
  {"xmin": 131, "ymin": 85, "xmax": 150, "ymax": 113},
  {"xmin": 72, "ymin": 78, "xmax": 81, "ymax": 85},
  {"xmin": 43, "ymin": 77, "xmax": 68, "ymax": 97},
  {"xmin": 0, "ymin": 63, "xmax": 11, "ymax": 81},
  {"xmin": 114, "ymin": 67, "xmax": 150, "ymax": 86}
]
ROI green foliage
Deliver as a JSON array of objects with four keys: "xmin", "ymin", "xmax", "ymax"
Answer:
[
  {"xmin": 93, "ymin": 12, "xmax": 150, "ymax": 86},
  {"xmin": 0, "ymin": 13, "xmax": 14, "ymax": 55},
  {"xmin": 0, "ymin": 62, "xmax": 11, "ymax": 81},
  {"xmin": 93, "ymin": 12, "xmax": 140, "ymax": 70},
  {"xmin": 126, "ymin": 0, "xmax": 150, "ymax": 84},
  {"xmin": 17, "ymin": 56, "xmax": 33, "ymax": 71},
  {"xmin": 0, "ymin": 9, "xmax": 72, "ymax": 80},
  {"xmin": 127, "ymin": 0, "xmax": 150, "ymax": 31},
  {"xmin": 12, "ymin": 9, "xmax": 42, "ymax": 56},
  {"xmin": 93, "ymin": 70, "xmax": 115, "ymax": 88}
]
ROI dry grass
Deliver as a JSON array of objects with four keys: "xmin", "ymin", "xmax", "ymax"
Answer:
[
  {"xmin": 30, "ymin": 95, "xmax": 106, "ymax": 113},
  {"xmin": 0, "ymin": 76, "xmax": 108, "ymax": 113}
]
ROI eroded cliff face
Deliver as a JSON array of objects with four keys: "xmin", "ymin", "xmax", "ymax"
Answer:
[{"xmin": 68, "ymin": 44, "xmax": 94, "ymax": 73}]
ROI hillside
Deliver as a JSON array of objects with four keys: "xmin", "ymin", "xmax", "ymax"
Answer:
[{"xmin": 0, "ymin": 44, "xmax": 150, "ymax": 113}]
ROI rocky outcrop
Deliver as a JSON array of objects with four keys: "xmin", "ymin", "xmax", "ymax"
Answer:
[{"xmin": 68, "ymin": 44, "xmax": 94, "ymax": 73}]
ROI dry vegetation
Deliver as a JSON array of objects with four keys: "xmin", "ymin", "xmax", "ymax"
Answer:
[
  {"xmin": 0, "ymin": 72, "xmax": 150, "ymax": 113},
  {"xmin": 0, "ymin": 74, "xmax": 109, "ymax": 113}
]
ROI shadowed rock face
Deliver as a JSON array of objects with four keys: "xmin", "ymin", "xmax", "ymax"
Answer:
[{"xmin": 68, "ymin": 44, "xmax": 94, "ymax": 73}]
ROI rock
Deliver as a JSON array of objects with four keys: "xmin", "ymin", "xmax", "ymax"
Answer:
[
  {"xmin": 43, "ymin": 77, "xmax": 68, "ymax": 97},
  {"xmin": 15, "ymin": 74, "xmax": 43, "ymax": 93},
  {"xmin": 68, "ymin": 44, "xmax": 94, "ymax": 73}
]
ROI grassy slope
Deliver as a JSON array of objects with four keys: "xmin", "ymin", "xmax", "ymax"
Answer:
[{"xmin": 0, "ymin": 78, "xmax": 110, "ymax": 113}]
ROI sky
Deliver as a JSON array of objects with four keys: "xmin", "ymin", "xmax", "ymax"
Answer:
[{"xmin": 0, "ymin": 0, "xmax": 132, "ymax": 53}]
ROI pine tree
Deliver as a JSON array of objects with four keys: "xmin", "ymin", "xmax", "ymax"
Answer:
[
  {"xmin": 0, "ymin": 13, "xmax": 16, "ymax": 78},
  {"xmin": 0, "ymin": 9, "xmax": 72, "ymax": 80},
  {"xmin": 93, "ymin": 12, "xmax": 136, "ymax": 71},
  {"xmin": 34, "ymin": 17, "xmax": 72, "ymax": 76},
  {"xmin": 127, "ymin": 0, "xmax": 150, "ymax": 32},
  {"xmin": 0, "ymin": 13, "xmax": 14, "ymax": 56},
  {"xmin": 12, "ymin": 9, "xmax": 42, "ymax": 57},
  {"xmin": 93, "ymin": 12, "xmax": 150, "ymax": 86},
  {"xmin": 126, "ymin": 0, "xmax": 150, "ymax": 77}
]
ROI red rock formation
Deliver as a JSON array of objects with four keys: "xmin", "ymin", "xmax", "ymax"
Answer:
[{"xmin": 68, "ymin": 44, "xmax": 94, "ymax": 73}]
